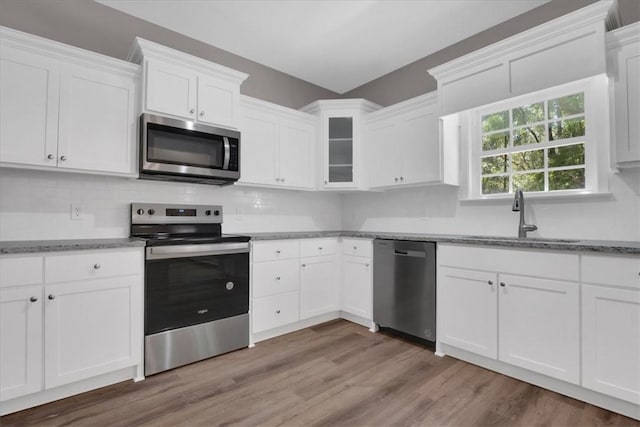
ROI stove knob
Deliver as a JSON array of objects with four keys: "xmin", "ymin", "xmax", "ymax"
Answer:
[
  {"xmin": 205, "ymin": 210, "xmax": 211, "ymax": 216},
  {"xmin": 214, "ymin": 210, "xmax": 220, "ymax": 216},
  {"xmin": 136, "ymin": 209, "xmax": 144, "ymax": 215},
  {"xmin": 148, "ymin": 209, "xmax": 155, "ymax": 215}
]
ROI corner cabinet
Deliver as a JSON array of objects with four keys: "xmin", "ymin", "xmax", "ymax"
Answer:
[
  {"xmin": 128, "ymin": 37, "xmax": 248, "ymax": 130},
  {"xmin": 0, "ymin": 26, "xmax": 139, "ymax": 177},
  {"xmin": 0, "ymin": 248, "xmax": 144, "ymax": 415},
  {"xmin": 607, "ymin": 22, "xmax": 640, "ymax": 168},
  {"xmin": 238, "ymin": 96, "xmax": 316, "ymax": 190},
  {"xmin": 301, "ymin": 99, "xmax": 381, "ymax": 190},
  {"xmin": 366, "ymin": 92, "xmax": 458, "ymax": 189}
]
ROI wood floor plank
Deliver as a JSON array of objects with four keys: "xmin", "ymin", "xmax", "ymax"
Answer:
[{"xmin": 2, "ymin": 320, "xmax": 638, "ymax": 427}]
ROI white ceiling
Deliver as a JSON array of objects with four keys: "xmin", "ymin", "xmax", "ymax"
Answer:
[{"xmin": 98, "ymin": 0, "xmax": 550, "ymax": 94}]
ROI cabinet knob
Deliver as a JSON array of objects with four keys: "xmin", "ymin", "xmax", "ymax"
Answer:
[
  {"xmin": 353, "ymin": 246, "xmax": 357, "ymax": 250},
  {"xmin": 275, "ymin": 276, "xmax": 281, "ymax": 281},
  {"xmin": 318, "ymin": 247, "xmax": 323, "ymax": 251},
  {"xmin": 47, "ymin": 154, "xmax": 54, "ymax": 160},
  {"xmin": 365, "ymin": 263, "xmax": 370, "ymax": 267},
  {"xmin": 48, "ymin": 294, "xmax": 55, "ymax": 300},
  {"xmin": 400, "ymin": 176, "xmax": 404, "ymax": 181},
  {"xmin": 500, "ymin": 282, "xmax": 506, "ymax": 287},
  {"xmin": 60, "ymin": 155, "xmax": 67, "ymax": 161},
  {"xmin": 324, "ymin": 180, "xmax": 328, "ymax": 184},
  {"xmin": 275, "ymin": 250, "xmax": 281, "ymax": 254},
  {"xmin": 189, "ymin": 108, "xmax": 195, "ymax": 114},
  {"xmin": 488, "ymin": 280, "xmax": 493, "ymax": 285},
  {"xmin": 199, "ymin": 111, "xmax": 205, "ymax": 116},
  {"xmin": 394, "ymin": 177, "xmax": 398, "ymax": 182},
  {"xmin": 94, "ymin": 264, "xmax": 101, "ymax": 269},
  {"xmin": 281, "ymin": 178, "xmax": 285, "ymax": 182},
  {"xmin": 276, "ymin": 178, "xmax": 280, "ymax": 182},
  {"xmin": 30, "ymin": 296, "xmax": 38, "ymax": 302},
  {"xmin": 301, "ymin": 264, "xmax": 306, "ymax": 267},
  {"xmin": 276, "ymin": 310, "xmax": 281, "ymax": 314}
]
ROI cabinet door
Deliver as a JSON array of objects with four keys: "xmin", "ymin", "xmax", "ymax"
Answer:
[
  {"xmin": 613, "ymin": 44, "xmax": 640, "ymax": 165},
  {"xmin": 325, "ymin": 115, "xmax": 356, "ymax": 187},
  {"xmin": 58, "ymin": 64, "xmax": 136, "ymax": 174},
  {"xmin": 145, "ymin": 59, "xmax": 197, "ymax": 120},
  {"xmin": 401, "ymin": 107, "xmax": 440, "ymax": 184},
  {"xmin": 0, "ymin": 46, "xmax": 60, "ymax": 167},
  {"xmin": 197, "ymin": 74, "xmax": 238, "ymax": 129},
  {"xmin": 300, "ymin": 257, "xmax": 339, "ymax": 319},
  {"xmin": 582, "ymin": 285, "xmax": 640, "ymax": 404},
  {"xmin": 252, "ymin": 291, "xmax": 299, "ymax": 334},
  {"xmin": 278, "ymin": 117, "xmax": 315, "ymax": 189},
  {"xmin": 44, "ymin": 277, "xmax": 141, "ymax": 389},
  {"xmin": 341, "ymin": 256, "xmax": 372, "ymax": 320},
  {"xmin": 438, "ymin": 267, "xmax": 498, "ymax": 359},
  {"xmin": 238, "ymin": 108, "xmax": 279, "ymax": 186},
  {"xmin": 367, "ymin": 119, "xmax": 399, "ymax": 188},
  {"xmin": 498, "ymin": 274, "xmax": 579, "ymax": 384},
  {"xmin": 0, "ymin": 286, "xmax": 43, "ymax": 401}
]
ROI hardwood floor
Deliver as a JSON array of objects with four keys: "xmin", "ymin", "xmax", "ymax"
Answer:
[{"xmin": 2, "ymin": 320, "xmax": 638, "ymax": 427}]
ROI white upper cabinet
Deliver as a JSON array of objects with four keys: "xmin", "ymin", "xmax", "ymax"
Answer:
[
  {"xmin": 301, "ymin": 99, "xmax": 381, "ymax": 190},
  {"xmin": 366, "ymin": 92, "xmax": 458, "ymax": 189},
  {"xmin": 0, "ymin": 46, "xmax": 60, "ymax": 167},
  {"xmin": 428, "ymin": 1, "xmax": 617, "ymax": 115},
  {"xmin": 129, "ymin": 37, "xmax": 248, "ymax": 130},
  {"xmin": 239, "ymin": 96, "xmax": 315, "ymax": 190},
  {"xmin": 607, "ymin": 22, "xmax": 640, "ymax": 168},
  {"xmin": 0, "ymin": 26, "xmax": 139, "ymax": 176}
]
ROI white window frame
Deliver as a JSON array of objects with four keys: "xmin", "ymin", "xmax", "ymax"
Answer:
[{"xmin": 465, "ymin": 75, "xmax": 610, "ymax": 200}]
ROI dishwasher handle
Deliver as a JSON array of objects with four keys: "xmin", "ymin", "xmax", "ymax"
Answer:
[{"xmin": 393, "ymin": 249, "xmax": 426, "ymax": 258}]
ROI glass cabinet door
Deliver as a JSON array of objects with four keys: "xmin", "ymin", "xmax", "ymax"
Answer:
[{"xmin": 327, "ymin": 117, "xmax": 353, "ymax": 183}]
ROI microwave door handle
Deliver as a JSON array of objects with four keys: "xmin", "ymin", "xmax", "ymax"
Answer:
[{"xmin": 223, "ymin": 136, "xmax": 230, "ymax": 170}]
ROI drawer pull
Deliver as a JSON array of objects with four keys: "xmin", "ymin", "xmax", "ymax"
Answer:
[
  {"xmin": 48, "ymin": 294, "xmax": 55, "ymax": 300},
  {"xmin": 353, "ymin": 246, "xmax": 357, "ymax": 250},
  {"xmin": 275, "ymin": 250, "xmax": 281, "ymax": 254},
  {"xmin": 275, "ymin": 276, "xmax": 281, "ymax": 281},
  {"xmin": 365, "ymin": 263, "xmax": 370, "ymax": 267},
  {"xmin": 276, "ymin": 310, "xmax": 281, "ymax": 314},
  {"xmin": 301, "ymin": 264, "xmax": 306, "ymax": 268},
  {"xmin": 93, "ymin": 263, "xmax": 101, "ymax": 269},
  {"xmin": 30, "ymin": 296, "xmax": 38, "ymax": 302},
  {"xmin": 500, "ymin": 282, "xmax": 506, "ymax": 287},
  {"xmin": 488, "ymin": 280, "xmax": 493, "ymax": 285}
]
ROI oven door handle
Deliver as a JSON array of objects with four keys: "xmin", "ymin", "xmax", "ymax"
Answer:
[{"xmin": 146, "ymin": 242, "xmax": 249, "ymax": 260}]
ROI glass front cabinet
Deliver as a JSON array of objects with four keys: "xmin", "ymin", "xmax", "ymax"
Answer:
[{"xmin": 301, "ymin": 99, "xmax": 381, "ymax": 189}]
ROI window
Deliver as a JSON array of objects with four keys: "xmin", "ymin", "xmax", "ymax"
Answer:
[{"xmin": 468, "ymin": 76, "xmax": 609, "ymax": 198}]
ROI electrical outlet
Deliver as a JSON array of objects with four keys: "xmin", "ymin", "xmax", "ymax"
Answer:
[{"xmin": 71, "ymin": 204, "xmax": 83, "ymax": 220}]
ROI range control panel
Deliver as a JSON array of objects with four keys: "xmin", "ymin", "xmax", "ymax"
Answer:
[{"xmin": 131, "ymin": 203, "xmax": 222, "ymax": 224}]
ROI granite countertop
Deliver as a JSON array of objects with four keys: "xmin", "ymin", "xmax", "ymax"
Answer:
[
  {"xmin": 247, "ymin": 231, "xmax": 640, "ymax": 255},
  {"xmin": 1, "ymin": 232, "xmax": 638, "ymax": 255},
  {"xmin": 0, "ymin": 238, "xmax": 146, "ymax": 254}
]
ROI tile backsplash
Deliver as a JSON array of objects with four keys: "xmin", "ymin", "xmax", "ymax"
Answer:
[{"xmin": 0, "ymin": 168, "xmax": 342, "ymax": 241}]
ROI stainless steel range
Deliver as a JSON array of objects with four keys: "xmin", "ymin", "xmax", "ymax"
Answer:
[{"xmin": 130, "ymin": 203, "xmax": 250, "ymax": 376}]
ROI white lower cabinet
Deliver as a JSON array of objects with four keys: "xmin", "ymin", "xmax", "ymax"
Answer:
[
  {"xmin": 498, "ymin": 274, "xmax": 579, "ymax": 384},
  {"xmin": 252, "ymin": 291, "xmax": 299, "ymax": 333},
  {"xmin": 341, "ymin": 256, "xmax": 372, "ymax": 320},
  {"xmin": 300, "ymin": 256, "xmax": 339, "ymax": 319},
  {"xmin": 0, "ymin": 248, "xmax": 143, "ymax": 413},
  {"xmin": 438, "ymin": 267, "xmax": 497, "ymax": 359},
  {"xmin": 581, "ymin": 254, "xmax": 640, "ymax": 404},
  {"xmin": 43, "ymin": 277, "xmax": 141, "ymax": 389},
  {"xmin": 0, "ymin": 286, "xmax": 43, "ymax": 401},
  {"xmin": 438, "ymin": 245, "xmax": 580, "ymax": 384}
]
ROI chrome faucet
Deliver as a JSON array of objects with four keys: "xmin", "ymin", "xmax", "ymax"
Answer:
[{"xmin": 512, "ymin": 189, "xmax": 538, "ymax": 238}]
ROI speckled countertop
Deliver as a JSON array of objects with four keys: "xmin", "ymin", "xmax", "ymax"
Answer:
[
  {"xmin": 1, "ymin": 233, "xmax": 638, "ymax": 255},
  {"xmin": 248, "ymin": 231, "xmax": 640, "ymax": 255},
  {"xmin": 0, "ymin": 238, "xmax": 146, "ymax": 254}
]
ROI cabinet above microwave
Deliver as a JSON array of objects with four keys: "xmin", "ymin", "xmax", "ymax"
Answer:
[{"xmin": 128, "ymin": 37, "xmax": 248, "ymax": 130}]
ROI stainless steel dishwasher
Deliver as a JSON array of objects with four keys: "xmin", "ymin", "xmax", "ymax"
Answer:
[{"xmin": 373, "ymin": 239, "xmax": 436, "ymax": 346}]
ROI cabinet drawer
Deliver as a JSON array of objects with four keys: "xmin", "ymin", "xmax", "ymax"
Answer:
[
  {"xmin": 252, "ymin": 240, "xmax": 299, "ymax": 262},
  {"xmin": 0, "ymin": 256, "xmax": 44, "ymax": 288},
  {"xmin": 45, "ymin": 249, "xmax": 143, "ymax": 284},
  {"xmin": 582, "ymin": 255, "xmax": 640, "ymax": 289},
  {"xmin": 252, "ymin": 259, "xmax": 299, "ymax": 298},
  {"xmin": 252, "ymin": 291, "xmax": 299, "ymax": 333},
  {"xmin": 342, "ymin": 238, "xmax": 372, "ymax": 258},
  {"xmin": 300, "ymin": 238, "xmax": 338, "ymax": 258}
]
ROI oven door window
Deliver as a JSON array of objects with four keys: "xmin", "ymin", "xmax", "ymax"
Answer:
[
  {"xmin": 146, "ymin": 123, "xmax": 225, "ymax": 170},
  {"xmin": 145, "ymin": 252, "xmax": 249, "ymax": 335}
]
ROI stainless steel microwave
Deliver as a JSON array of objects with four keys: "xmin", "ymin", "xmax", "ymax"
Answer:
[{"xmin": 139, "ymin": 113, "xmax": 240, "ymax": 185}]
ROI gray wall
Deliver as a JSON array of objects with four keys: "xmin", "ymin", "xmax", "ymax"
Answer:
[
  {"xmin": 343, "ymin": 0, "xmax": 640, "ymax": 106},
  {"xmin": 0, "ymin": 0, "xmax": 338, "ymax": 109}
]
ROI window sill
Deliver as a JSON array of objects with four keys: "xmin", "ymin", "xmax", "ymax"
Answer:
[{"xmin": 459, "ymin": 191, "xmax": 613, "ymax": 205}]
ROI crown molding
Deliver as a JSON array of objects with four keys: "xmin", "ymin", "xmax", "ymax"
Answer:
[
  {"xmin": 367, "ymin": 91, "xmax": 438, "ymax": 122},
  {"xmin": 239, "ymin": 95, "xmax": 316, "ymax": 123},
  {"xmin": 0, "ymin": 26, "xmax": 140, "ymax": 77},
  {"xmin": 299, "ymin": 98, "xmax": 382, "ymax": 115},
  {"xmin": 606, "ymin": 21, "xmax": 640, "ymax": 50},
  {"xmin": 128, "ymin": 37, "xmax": 249, "ymax": 85}
]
